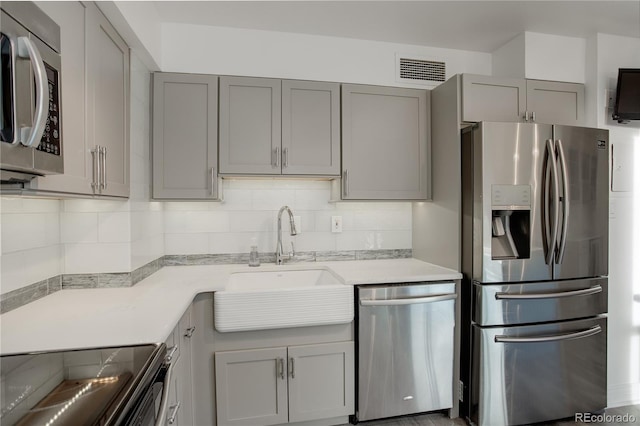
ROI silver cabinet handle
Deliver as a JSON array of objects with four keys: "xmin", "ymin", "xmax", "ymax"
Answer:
[
  {"xmin": 184, "ymin": 326, "xmax": 196, "ymax": 338},
  {"xmin": 210, "ymin": 167, "xmax": 216, "ymax": 196},
  {"xmin": 100, "ymin": 146, "xmax": 107, "ymax": 190},
  {"xmin": 343, "ymin": 170, "xmax": 349, "ymax": 197},
  {"xmin": 523, "ymin": 111, "xmax": 529, "ymax": 122},
  {"xmin": 555, "ymin": 139, "xmax": 569, "ymax": 264},
  {"xmin": 495, "ymin": 285, "xmax": 602, "ymax": 300},
  {"xmin": 289, "ymin": 357, "xmax": 295, "ymax": 379},
  {"xmin": 277, "ymin": 357, "xmax": 285, "ymax": 380},
  {"xmin": 282, "ymin": 148, "xmax": 288, "ymax": 168},
  {"xmin": 167, "ymin": 401, "xmax": 181, "ymax": 425},
  {"xmin": 530, "ymin": 111, "xmax": 536, "ymax": 122},
  {"xmin": 165, "ymin": 345, "xmax": 178, "ymax": 363},
  {"xmin": 17, "ymin": 37, "xmax": 48, "ymax": 148},
  {"xmin": 495, "ymin": 325, "xmax": 602, "ymax": 343},
  {"xmin": 276, "ymin": 147, "xmax": 280, "ymax": 167},
  {"xmin": 360, "ymin": 293, "xmax": 457, "ymax": 306},
  {"xmin": 91, "ymin": 147, "xmax": 100, "ymax": 192}
]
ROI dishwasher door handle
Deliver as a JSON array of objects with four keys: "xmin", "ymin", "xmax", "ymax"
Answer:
[{"xmin": 360, "ymin": 293, "xmax": 457, "ymax": 306}]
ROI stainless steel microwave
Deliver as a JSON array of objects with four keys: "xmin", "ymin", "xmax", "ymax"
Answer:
[{"xmin": 1, "ymin": 1, "xmax": 63, "ymax": 182}]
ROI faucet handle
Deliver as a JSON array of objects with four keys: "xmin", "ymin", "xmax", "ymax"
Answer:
[{"xmin": 289, "ymin": 241, "xmax": 296, "ymax": 257}]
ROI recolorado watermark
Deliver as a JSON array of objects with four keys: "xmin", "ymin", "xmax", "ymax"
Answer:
[{"xmin": 575, "ymin": 412, "xmax": 637, "ymax": 423}]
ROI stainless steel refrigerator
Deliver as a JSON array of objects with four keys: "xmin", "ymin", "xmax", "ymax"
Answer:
[{"xmin": 460, "ymin": 122, "xmax": 609, "ymax": 426}]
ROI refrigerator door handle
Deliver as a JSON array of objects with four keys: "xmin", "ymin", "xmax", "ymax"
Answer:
[
  {"xmin": 543, "ymin": 139, "xmax": 560, "ymax": 265},
  {"xmin": 556, "ymin": 139, "xmax": 569, "ymax": 264},
  {"xmin": 494, "ymin": 325, "xmax": 602, "ymax": 343},
  {"xmin": 495, "ymin": 285, "xmax": 602, "ymax": 300}
]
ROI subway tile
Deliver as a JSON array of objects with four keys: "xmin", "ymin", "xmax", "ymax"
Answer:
[
  {"xmin": 293, "ymin": 189, "xmax": 333, "ymax": 210},
  {"xmin": 185, "ymin": 211, "xmax": 230, "ymax": 233},
  {"xmin": 251, "ymin": 189, "xmax": 296, "ymax": 211},
  {"xmin": 165, "ymin": 233, "xmax": 208, "ymax": 255},
  {"xmin": 1, "ymin": 246, "xmax": 62, "ymax": 294},
  {"xmin": 98, "ymin": 212, "xmax": 131, "ymax": 243},
  {"xmin": 60, "ymin": 212, "xmax": 98, "ymax": 243},
  {"xmin": 228, "ymin": 211, "xmax": 276, "ymax": 232},
  {"xmin": 64, "ymin": 243, "xmax": 130, "ymax": 274}
]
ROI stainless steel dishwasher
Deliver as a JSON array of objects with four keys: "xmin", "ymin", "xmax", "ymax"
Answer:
[{"xmin": 356, "ymin": 282, "xmax": 456, "ymax": 422}]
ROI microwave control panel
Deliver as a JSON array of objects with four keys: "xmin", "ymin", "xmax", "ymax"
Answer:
[{"xmin": 36, "ymin": 64, "xmax": 61, "ymax": 156}]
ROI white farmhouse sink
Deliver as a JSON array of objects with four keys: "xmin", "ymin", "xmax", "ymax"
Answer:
[
  {"xmin": 226, "ymin": 268, "xmax": 343, "ymax": 291},
  {"xmin": 214, "ymin": 267, "xmax": 353, "ymax": 332}
]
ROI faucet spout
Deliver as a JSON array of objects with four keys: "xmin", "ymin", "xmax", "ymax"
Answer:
[{"xmin": 276, "ymin": 206, "xmax": 297, "ymax": 265}]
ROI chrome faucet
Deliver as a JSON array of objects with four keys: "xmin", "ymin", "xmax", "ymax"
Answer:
[{"xmin": 276, "ymin": 205, "xmax": 297, "ymax": 265}]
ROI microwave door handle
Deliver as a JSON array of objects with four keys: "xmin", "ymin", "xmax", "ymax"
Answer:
[
  {"xmin": 17, "ymin": 37, "xmax": 48, "ymax": 148},
  {"xmin": 555, "ymin": 139, "xmax": 569, "ymax": 264}
]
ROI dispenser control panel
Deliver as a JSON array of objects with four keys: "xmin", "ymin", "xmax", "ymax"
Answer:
[{"xmin": 491, "ymin": 185, "xmax": 531, "ymax": 208}]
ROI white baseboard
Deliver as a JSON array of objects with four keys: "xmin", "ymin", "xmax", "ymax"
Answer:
[{"xmin": 608, "ymin": 382, "xmax": 640, "ymax": 407}]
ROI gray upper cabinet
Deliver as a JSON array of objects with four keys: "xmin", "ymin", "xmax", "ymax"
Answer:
[
  {"xmin": 281, "ymin": 80, "xmax": 340, "ymax": 176},
  {"xmin": 525, "ymin": 79, "xmax": 585, "ymax": 126},
  {"xmin": 219, "ymin": 77, "xmax": 340, "ymax": 177},
  {"xmin": 341, "ymin": 84, "xmax": 430, "ymax": 200},
  {"xmin": 461, "ymin": 74, "xmax": 585, "ymax": 126},
  {"xmin": 153, "ymin": 73, "xmax": 219, "ymax": 199},
  {"xmin": 461, "ymin": 74, "xmax": 526, "ymax": 122},
  {"xmin": 85, "ymin": 2, "xmax": 129, "ymax": 197},
  {"xmin": 31, "ymin": 2, "xmax": 130, "ymax": 197},
  {"xmin": 219, "ymin": 76, "xmax": 282, "ymax": 175}
]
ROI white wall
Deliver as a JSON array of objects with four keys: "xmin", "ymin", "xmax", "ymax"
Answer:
[
  {"xmin": 160, "ymin": 23, "xmax": 492, "ymax": 86},
  {"xmin": 157, "ymin": 23, "xmax": 491, "ymax": 257},
  {"xmin": 492, "ymin": 32, "xmax": 586, "ymax": 83},
  {"xmin": 586, "ymin": 33, "xmax": 640, "ymax": 407}
]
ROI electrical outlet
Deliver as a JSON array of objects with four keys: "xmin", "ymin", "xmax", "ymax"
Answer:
[
  {"xmin": 293, "ymin": 216, "xmax": 301, "ymax": 233},
  {"xmin": 331, "ymin": 216, "xmax": 342, "ymax": 233}
]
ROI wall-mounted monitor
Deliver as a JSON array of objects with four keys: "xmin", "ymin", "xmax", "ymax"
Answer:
[{"xmin": 613, "ymin": 68, "xmax": 640, "ymax": 123}]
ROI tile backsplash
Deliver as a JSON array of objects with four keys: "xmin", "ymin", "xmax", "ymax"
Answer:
[{"xmin": 164, "ymin": 179, "xmax": 413, "ymax": 256}]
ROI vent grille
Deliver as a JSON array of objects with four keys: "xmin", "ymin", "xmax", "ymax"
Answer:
[{"xmin": 399, "ymin": 58, "xmax": 446, "ymax": 82}]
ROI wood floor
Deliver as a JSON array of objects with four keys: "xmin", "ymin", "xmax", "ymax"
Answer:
[{"xmin": 345, "ymin": 404, "xmax": 640, "ymax": 425}]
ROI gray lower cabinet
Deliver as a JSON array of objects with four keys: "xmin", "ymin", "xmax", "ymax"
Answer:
[
  {"xmin": 341, "ymin": 84, "xmax": 430, "ymax": 200},
  {"xmin": 153, "ymin": 73, "xmax": 219, "ymax": 199},
  {"xmin": 219, "ymin": 76, "xmax": 340, "ymax": 177},
  {"xmin": 215, "ymin": 342, "xmax": 354, "ymax": 426},
  {"xmin": 30, "ymin": 1, "xmax": 129, "ymax": 197},
  {"xmin": 164, "ymin": 306, "xmax": 195, "ymax": 426},
  {"xmin": 461, "ymin": 74, "xmax": 585, "ymax": 126}
]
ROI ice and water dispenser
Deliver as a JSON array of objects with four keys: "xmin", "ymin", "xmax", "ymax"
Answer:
[{"xmin": 491, "ymin": 185, "xmax": 531, "ymax": 260}]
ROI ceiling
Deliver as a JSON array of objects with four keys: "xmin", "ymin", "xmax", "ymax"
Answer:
[{"xmin": 152, "ymin": 1, "xmax": 640, "ymax": 53}]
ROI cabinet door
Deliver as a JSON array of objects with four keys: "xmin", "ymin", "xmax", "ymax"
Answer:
[
  {"xmin": 461, "ymin": 74, "xmax": 526, "ymax": 122},
  {"xmin": 31, "ymin": 1, "xmax": 94, "ymax": 195},
  {"xmin": 219, "ymin": 76, "xmax": 281, "ymax": 175},
  {"xmin": 153, "ymin": 73, "xmax": 218, "ymax": 199},
  {"xmin": 86, "ymin": 3, "xmax": 129, "ymax": 197},
  {"xmin": 215, "ymin": 347, "xmax": 288, "ymax": 426},
  {"xmin": 526, "ymin": 80, "xmax": 585, "ymax": 126},
  {"xmin": 178, "ymin": 306, "xmax": 195, "ymax": 426},
  {"xmin": 281, "ymin": 80, "xmax": 340, "ymax": 176},
  {"xmin": 287, "ymin": 342, "xmax": 354, "ymax": 422},
  {"xmin": 341, "ymin": 84, "xmax": 429, "ymax": 200}
]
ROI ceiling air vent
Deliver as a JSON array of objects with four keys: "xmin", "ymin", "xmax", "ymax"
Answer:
[{"xmin": 397, "ymin": 57, "xmax": 446, "ymax": 85}]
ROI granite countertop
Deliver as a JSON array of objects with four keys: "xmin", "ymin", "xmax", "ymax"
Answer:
[{"xmin": 0, "ymin": 258, "xmax": 461, "ymax": 355}]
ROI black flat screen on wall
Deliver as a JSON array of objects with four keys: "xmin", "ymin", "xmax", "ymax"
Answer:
[{"xmin": 613, "ymin": 68, "xmax": 640, "ymax": 122}]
